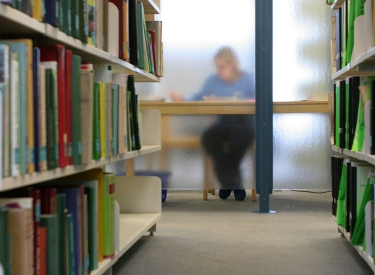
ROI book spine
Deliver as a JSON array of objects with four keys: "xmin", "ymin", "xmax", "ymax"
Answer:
[
  {"xmin": 10, "ymin": 52, "xmax": 20, "ymax": 176},
  {"xmin": 93, "ymin": 83, "xmax": 100, "ymax": 160}
]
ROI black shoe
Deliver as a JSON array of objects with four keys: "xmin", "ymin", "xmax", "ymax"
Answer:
[
  {"xmin": 234, "ymin": 189, "xmax": 246, "ymax": 201},
  {"xmin": 219, "ymin": 189, "xmax": 231, "ymax": 200}
]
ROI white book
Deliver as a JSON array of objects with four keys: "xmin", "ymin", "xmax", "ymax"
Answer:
[
  {"xmin": 10, "ymin": 53, "xmax": 20, "ymax": 176},
  {"xmin": 112, "ymin": 74, "xmax": 128, "ymax": 154},
  {"xmin": 39, "ymin": 66, "xmax": 47, "ymax": 171},
  {"xmin": 107, "ymin": 2, "xmax": 119, "ymax": 57},
  {"xmin": 93, "ymin": 64, "xmax": 112, "ymax": 83}
]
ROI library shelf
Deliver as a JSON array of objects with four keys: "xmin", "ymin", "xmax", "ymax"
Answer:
[
  {"xmin": 139, "ymin": 0, "xmax": 161, "ymax": 15},
  {"xmin": 331, "ymin": 65, "xmax": 351, "ymax": 80},
  {"xmin": 331, "ymin": 145, "xmax": 375, "ymax": 166},
  {"xmin": 0, "ymin": 3, "xmax": 160, "ymax": 83},
  {"xmin": 331, "ymin": 0, "xmax": 345, "ymax": 10},
  {"xmin": 336, "ymin": 225, "xmax": 375, "ymax": 273},
  {"xmin": 1, "ymin": 145, "xmax": 161, "ymax": 192},
  {"xmin": 90, "ymin": 213, "xmax": 161, "ymax": 275}
]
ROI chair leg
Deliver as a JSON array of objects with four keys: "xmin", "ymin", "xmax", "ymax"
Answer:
[
  {"xmin": 252, "ymin": 189, "xmax": 256, "ymax": 202},
  {"xmin": 208, "ymin": 189, "xmax": 215, "ymax": 195},
  {"xmin": 203, "ymin": 189, "xmax": 208, "ymax": 200}
]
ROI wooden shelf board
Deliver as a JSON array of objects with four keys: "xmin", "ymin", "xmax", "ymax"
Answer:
[
  {"xmin": 331, "ymin": 145, "xmax": 375, "ymax": 166},
  {"xmin": 351, "ymin": 53, "xmax": 367, "ymax": 68},
  {"xmin": 337, "ymin": 225, "xmax": 375, "ymax": 273},
  {"xmin": 331, "ymin": 65, "xmax": 351, "ymax": 80},
  {"xmin": 90, "ymin": 213, "xmax": 161, "ymax": 275},
  {"xmin": 331, "ymin": 0, "xmax": 345, "ymax": 10},
  {"xmin": 141, "ymin": 101, "xmax": 329, "ymax": 115},
  {"xmin": 0, "ymin": 3, "xmax": 45, "ymax": 36},
  {"xmin": 1, "ymin": 145, "xmax": 161, "ymax": 192},
  {"xmin": 139, "ymin": 0, "xmax": 161, "ymax": 14}
]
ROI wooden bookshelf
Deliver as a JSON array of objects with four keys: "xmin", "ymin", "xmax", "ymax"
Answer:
[
  {"xmin": 139, "ymin": 0, "xmax": 161, "ymax": 14},
  {"xmin": 336, "ymin": 224, "xmax": 375, "ymax": 273},
  {"xmin": 0, "ymin": 2, "xmax": 161, "ymax": 83}
]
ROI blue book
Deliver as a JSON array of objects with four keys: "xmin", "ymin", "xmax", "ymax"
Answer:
[
  {"xmin": 44, "ymin": 0, "xmax": 59, "ymax": 27},
  {"xmin": 33, "ymin": 48, "xmax": 41, "ymax": 172},
  {"xmin": 57, "ymin": 187, "xmax": 82, "ymax": 275},
  {"xmin": 0, "ymin": 41, "xmax": 28, "ymax": 175}
]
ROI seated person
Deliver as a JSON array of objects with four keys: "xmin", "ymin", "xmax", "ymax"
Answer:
[{"xmin": 170, "ymin": 46, "xmax": 255, "ymax": 201}]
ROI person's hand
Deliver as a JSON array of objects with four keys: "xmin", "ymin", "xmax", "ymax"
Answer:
[{"xmin": 170, "ymin": 91, "xmax": 184, "ymax": 102}]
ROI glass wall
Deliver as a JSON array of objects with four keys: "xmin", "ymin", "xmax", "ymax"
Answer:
[{"xmin": 113, "ymin": 0, "xmax": 333, "ymax": 190}]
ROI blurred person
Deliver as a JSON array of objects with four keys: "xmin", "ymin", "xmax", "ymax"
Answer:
[{"xmin": 170, "ymin": 46, "xmax": 255, "ymax": 201}]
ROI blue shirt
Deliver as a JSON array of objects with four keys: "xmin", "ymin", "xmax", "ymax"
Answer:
[{"xmin": 185, "ymin": 71, "xmax": 254, "ymax": 101}]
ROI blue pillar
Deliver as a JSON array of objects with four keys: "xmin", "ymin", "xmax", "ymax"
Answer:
[{"xmin": 255, "ymin": 0, "xmax": 274, "ymax": 213}]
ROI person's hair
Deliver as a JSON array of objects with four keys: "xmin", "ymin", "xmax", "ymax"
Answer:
[{"xmin": 214, "ymin": 46, "xmax": 241, "ymax": 73}]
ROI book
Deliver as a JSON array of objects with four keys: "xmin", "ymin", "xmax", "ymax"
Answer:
[
  {"xmin": 83, "ymin": 195, "xmax": 89, "ymax": 275},
  {"xmin": 93, "ymin": 83, "xmax": 101, "ymax": 160},
  {"xmin": 107, "ymin": 2, "xmax": 120, "ymax": 57},
  {"xmin": 10, "ymin": 52, "xmax": 20, "ymax": 176},
  {"xmin": 80, "ymin": 0, "xmax": 89, "ymax": 43},
  {"xmin": 103, "ymin": 0, "xmax": 109, "ymax": 52},
  {"xmin": 57, "ymin": 187, "xmax": 82, "ymax": 275},
  {"xmin": 72, "ymin": 55, "xmax": 82, "ymax": 165},
  {"xmin": 33, "ymin": 48, "xmax": 42, "ymax": 172},
  {"xmin": 0, "ymin": 207, "xmax": 10, "ymax": 275},
  {"xmin": 107, "ymin": 82, "xmax": 113, "ymax": 157},
  {"xmin": 40, "ymin": 188, "xmax": 57, "ymax": 214},
  {"xmin": 66, "ymin": 213, "xmax": 75, "ymax": 275},
  {"xmin": 39, "ymin": 227, "xmax": 46, "ymax": 275},
  {"xmin": 99, "ymin": 82, "xmax": 107, "ymax": 158},
  {"xmin": 127, "ymin": 75, "xmax": 141, "ymax": 150},
  {"xmin": 103, "ymin": 173, "xmax": 115, "ymax": 258},
  {"xmin": 96, "ymin": 0, "xmax": 104, "ymax": 50},
  {"xmin": 87, "ymin": 0, "xmax": 96, "ymax": 46},
  {"xmin": 0, "ymin": 198, "xmax": 34, "ymax": 275},
  {"xmin": 56, "ymin": 194, "xmax": 66, "ymax": 275},
  {"xmin": 129, "ymin": 0, "xmax": 138, "ymax": 66},
  {"xmin": 44, "ymin": 0, "xmax": 58, "ymax": 27},
  {"xmin": 71, "ymin": 0, "xmax": 80, "ymax": 39},
  {"xmin": 40, "ymin": 45, "xmax": 68, "ymax": 168},
  {"xmin": 112, "ymin": 85, "xmax": 119, "ymax": 155},
  {"xmin": 0, "ymin": 44, "xmax": 9, "ymax": 179},
  {"xmin": 80, "ymin": 69, "xmax": 94, "ymax": 164},
  {"xmin": 124, "ymin": 0, "xmax": 130, "ymax": 61},
  {"xmin": 40, "ymin": 215, "xmax": 59, "ymax": 275},
  {"xmin": 65, "ymin": 169, "xmax": 104, "ymax": 262},
  {"xmin": 65, "ymin": 50, "xmax": 73, "ymax": 166},
  {"xmin": 146, "ymin": 21, "xmax": 162, "ymax": 76},
  {"xmin": 42, "ymin": 65, "xmax": 59, "ymax": 169},
  {"xmin": 0, "ymin": 40, "xmax": 33, "ymax": 175},
  {"xmin": 136, "ymin": 2, "xmax": 145, "ymax": 69},
  {"xmin": 112, "ymin": 74, "xmax": 128, "ymax": 154}
]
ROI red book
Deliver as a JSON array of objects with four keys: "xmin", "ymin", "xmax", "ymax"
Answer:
[
  {"xmin": 109, "ymin": 0, "xmax": 124, "ymax": 58},
  {"xmin": 65, "ymin": 50, "xmax": 73, "ymax": 166},
  {"xmin": 40, "ymin": 188, "xmax": 57, "ymax": 214},
  {"xmin": 39, "ymin": 45, "xmax": 68, "ymax": 168},
  {"xmin": 39, "ymin": 227, "xmax": 47, "ymax": 275},
  {"xmin": 148, "ymin": 31, "xmax": 157, "ymax": 75}
]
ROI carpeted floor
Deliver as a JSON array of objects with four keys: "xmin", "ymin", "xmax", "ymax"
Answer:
[{"xmin": 113, "ymin": 191, "xmax": 373, "ymax": 275}]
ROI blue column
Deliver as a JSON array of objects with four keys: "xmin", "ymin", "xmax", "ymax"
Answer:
[{"xmin": 255, "ymin": 0, "xmax": 273, "ymax": 213}]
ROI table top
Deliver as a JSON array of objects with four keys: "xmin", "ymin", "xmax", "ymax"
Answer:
[{"xmin": 140, "ymin": 101, "xmax": 329, "ymax": 115}]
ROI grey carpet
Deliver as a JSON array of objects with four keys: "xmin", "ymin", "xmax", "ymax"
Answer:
[{"xmin": 113, "ymin": 191, "xmax": 373, "ymax": 275}]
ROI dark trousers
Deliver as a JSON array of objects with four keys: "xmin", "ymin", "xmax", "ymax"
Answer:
[{"xmin": 201, "ymin": 115, "xmax": 255, "ymax": 189}]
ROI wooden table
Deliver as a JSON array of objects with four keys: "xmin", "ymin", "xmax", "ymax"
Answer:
[{"xmin": 128, "ymin": 101, "xmax": 329, "ymax": 201}]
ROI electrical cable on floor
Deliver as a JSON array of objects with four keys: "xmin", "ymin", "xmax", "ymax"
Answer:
[{"xmin": 290, "ymin": 190, "xmax": 331, "ymax": 194}]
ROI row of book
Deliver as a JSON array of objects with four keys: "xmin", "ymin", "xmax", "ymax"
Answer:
[
  {"xmin": 0, "ymin": 40, "xmax": 143, "ymax": 179},
  {"xmin": 0, "ymin": 168, "xmax": 119, "ymax": 275},
  {"xmin": 0, "ymin": 0, "xmax": 163, "ymax": 77},
  {"xmin": 329, "ymin": 76, "xmax": 375, "ymax": 155},
  {"xmin": 332, "ymin": 156, "xmax": 375, "ymax": 259},
  {"xmin": 330, "ymin": 0, "xmax": 375, "ymax": 74}
]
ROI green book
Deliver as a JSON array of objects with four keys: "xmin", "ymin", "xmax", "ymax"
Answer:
[
  {"xmin": 71, "ymin": 0, "xmax": 80, "ymax": 39},
  {"xmin": 72, "ymin": 55, "xmax": 82, "ymax": 165},
  {"xmin": 102, "ymin": 173, "xmax": 115, "ymax": 257},
  {"xmin": 56, "ymin": 194, "xmax": 66, "ymax": 275},
  {"xmin": 136, "ymin": 2, "xmax": 146, "ymax": 69},
  {"xmin": 345, "ymin": 79, "xmax": 350, "ymax": 149},
  {"xmin": 66, "ymin": 0, "xmax": 72, "ymax": 35},
  {"xmin": 336, "ymin": 161, "xmax": 347, "ymax": 227},
  {"xmin": 41, "ymin": 214, "xmax": 59, "ymax": 275},
  {"xmin": 112, "ymin": 85, "xmax": 119, "ymax": 155},
  {"xmin": 43, "ymin": 66, "xmax": 59, "ymax": 169},
  {"xmin": 0, "ymin": 207, "xmax": 9, "ymax": 275},
  {"xmin": 66, "ymin": 214, "xmax": 75, "ymax": 275},
  {"xmin": 93, "ymin": 83, "xmax": 100, "ymax": 160},
  {"xmin": 80, "ymin": 0, "xmax": 88, "ymax": 43}
]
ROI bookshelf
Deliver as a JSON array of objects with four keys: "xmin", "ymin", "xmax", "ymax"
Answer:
[
  {"xmin": 0, "ymin": 2, "xmax": 160, "ymax": 82},
  {"xmin": 0, "ymin": 0, "xmax": 163, "ymax": 274},
  {"xmin": 330, "ymin": 0, "xmax": 345, "ymax": 10}
]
